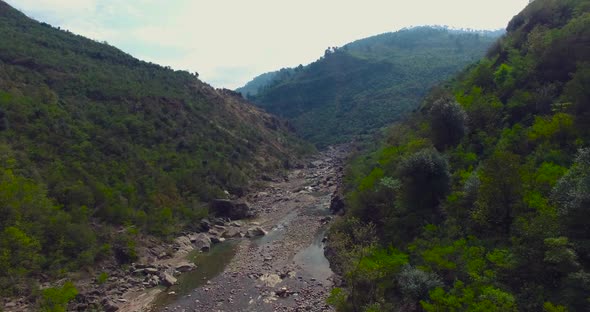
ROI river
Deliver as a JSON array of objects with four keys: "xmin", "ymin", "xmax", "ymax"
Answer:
[{"xmin": 145, "ymin": 146, "xmax": 347, "ymax": 312}]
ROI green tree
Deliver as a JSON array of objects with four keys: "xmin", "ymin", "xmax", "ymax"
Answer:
[
  {"xmin": 429, "ymin": 97, "xmax": 467, "ymax": 150},
  {"xmin": 472, "ymin": 151, "xmax": 522, "ymax": 236},
  {"xmin": 399, "ymin": 148, "xmax": 450, "ymax": 218}
]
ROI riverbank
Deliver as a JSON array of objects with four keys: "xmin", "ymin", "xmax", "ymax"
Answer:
[
  {"xmin": 149, "ymin": 145, "xmax": 348, "ymax": 312},
  {"xmin": 92, "ymin": 145, "xmax": 349, "ymax": 312},
  {"xmin": 0, "ymin": 146, "xmax": 349, "ymax": 312}
]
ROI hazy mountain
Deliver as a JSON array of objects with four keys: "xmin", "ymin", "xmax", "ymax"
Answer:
[{"xmin": 242, "ymin": 26, "xmax": 502, "ymax": 147}]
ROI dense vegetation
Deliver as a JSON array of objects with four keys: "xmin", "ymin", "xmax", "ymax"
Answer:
[
  {"xmin": 243, "ymin": 27, "xmax": 501, "ymax": 147},
  {"xmin": 328, "ymin": 0, "xmax": 590, "ymax": 311},
  {"xmin": 235, "ymin": 68, "xmax": 298, "ymax": 97},
  {"xmin": 0, "ymin": 1, "xmax": 307, "ymax": 298}
]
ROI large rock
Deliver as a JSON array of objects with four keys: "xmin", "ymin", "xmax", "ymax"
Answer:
[
  {"xmin": 221, "ymin": 227, "xmax": 243, "ymax": 238},
  {"xmin": 160, "ymin": 272, "xmax": 177, "ymax": 287},
  {"xmin": 191, "ymin": 233, "xmax": 211, "ymax": 251},
  {"xmin": 196, "ymin": 218, "xmax": 211, "ymax": 232},
  {"xmin": 101, "ymin": 299, "xmax": 119, "ymax": 312},
  {"xmin": 209, "ymin": 199, "xmax": 253, "ymax": 220},
  {"xmin": 210, "ymin": 236, "xmax": 225, "ymax": 244},
  {"xmin": 245, "ymin": 226, "xmax": 267, "ymax": 238},
  {"xmin": 175, "ymin": 262, "xmax": 196, "ymax": 272},
  {"xmin": 174, "ymin": 236, "xmax": 193, "ymax": 254}
]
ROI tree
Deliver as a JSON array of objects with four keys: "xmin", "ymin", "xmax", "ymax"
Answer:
[
  {"xmin": 429, "ymin": 97, "xmax": 467, "ymax": 150},
  {"xmin": 399, "ymin": 148, "xmax": 451, "ymax": 217},
  {"xmin": 551, "ymin": 148, "xmax": 590, "ymax": 266},
  {"xmin": 472, "ymin": 151, "xmax": 522, "ymax": 236}
]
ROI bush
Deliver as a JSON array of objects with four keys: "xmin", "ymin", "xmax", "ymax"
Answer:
[
  {"xmin": 112, "ymin": 233, "xmax": 138, "ymax": 264},
  {"xmin": 39, "ymin": 281, "xmax": 78, "ymax": 312},
  {"xmin": 398, "ymin": 265, "xmax": 443, "ymax": 302},
  {"xmin": 97, "ymin": 272, "xmax": 108, "ymax": 284}
]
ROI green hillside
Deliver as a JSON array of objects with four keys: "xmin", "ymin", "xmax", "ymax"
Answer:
[
  {"xmin": 236, "ymin": 68, "xmax": 289, "ymax": 97},
  {"xmin": 0, "ymin": 0, "xmax": 306, "ymax": 296},
  {"xmin": 328, "ymin": 0, "xmax": 590, "ymax": 311},
  {"xmin": 246, "ymin": 27, "xmax": 501, "ymax": 147}
]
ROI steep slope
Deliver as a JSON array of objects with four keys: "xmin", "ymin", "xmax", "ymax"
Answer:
[
  {"xmin": 0, "ymin": 1, "xmax": 307, "ymax": 296},
  {"xmin": 328, "ymin": 0, "xmax": 590, "ymax": 311},
  {"xmin": 244, "ymin": 27, "xmax": 501, "ymax": 146}
]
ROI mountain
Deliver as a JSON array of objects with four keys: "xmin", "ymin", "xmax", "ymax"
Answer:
[
  {"xmin": 328, "ymin": 0, "xmax": 590, "ymax": 311},
  {"xmin": 241, "ymin": 27, "xmax": 501, "ymax": 147},
  {"xmin": 0, "ymin": 0, "xmax": 308, "ymax": 296},
  {"xmin": 235, "ymin": 71, "xmax": 279, "ymax": 97}
]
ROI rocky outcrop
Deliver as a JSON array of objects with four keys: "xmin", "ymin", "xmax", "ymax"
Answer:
[{"xmin": 209, "ymin": 199, "xmax": 254, "ymax": 220}]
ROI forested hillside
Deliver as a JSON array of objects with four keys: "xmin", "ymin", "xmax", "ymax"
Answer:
[
  {"xmin": 327, "ymin": 0, "xmax": 590, "ymax": 311},
  {"xmin": 0, "ymin": 0, "xmax": 306, "ymax": 297},
  {"xmin": 244, "ymin": 27, "xmax": 501, "ymax": 147},
  {"xmin": 235, "ymin": 68, "xmax": 298, "ymax": 97}
]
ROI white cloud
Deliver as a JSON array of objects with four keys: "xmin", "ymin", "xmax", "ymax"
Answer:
[{"xmin": 6, "ymin": 0, "xmax": 529, "ymax": 89}]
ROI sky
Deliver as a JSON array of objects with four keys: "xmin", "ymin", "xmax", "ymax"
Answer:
[{"xmin": 7, "ymin": 0, "xmax": 529, "ymax": 89}]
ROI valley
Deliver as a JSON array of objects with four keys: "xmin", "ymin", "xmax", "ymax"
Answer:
[
  {"xmin": 128, "ymin": 146, "xmax": 348, "ymax": 312},
  {"xmin": 2, "ymin": 0, "xmax": 590, "ymax": 311}
]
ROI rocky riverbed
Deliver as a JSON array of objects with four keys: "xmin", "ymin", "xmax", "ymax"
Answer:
[
  {"xmin": 147, "ymin": 145, "xmax": 349, "ymax": 312},
  {"xmin": 1, "ymin": 146, "xmax": 348, "ymax": 312}
]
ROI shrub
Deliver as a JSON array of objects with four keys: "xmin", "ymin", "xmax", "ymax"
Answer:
[
  {"xmin": 397, "ymin": 265, "xmax": 443, "ymax": 302},
  {"xmin": 39, "ymin": 281, "xmax": 78, "ymax": 312}
]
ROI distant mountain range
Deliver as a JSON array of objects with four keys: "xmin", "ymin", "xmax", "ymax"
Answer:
[{"xmin": 238, "ymin": 26, "xmax": 503, "ymax": 147}]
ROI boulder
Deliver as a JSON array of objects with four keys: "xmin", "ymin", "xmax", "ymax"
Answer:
[
  {"xmin": 160, "ymin": 272, "xmax": 177, "ymax": 287},
  {"xmin": 245, "ymin": 226, "xmax": 267, "ymax": 238},
  {"xmin": 101, "ymin": 299, "xmax": 119, "ymax": 312},
  {"xmin": 191, "ymin": 233, "xmax": 211, "ymax": 251},
  {"xmin": 174, "ymin": 236, "xmax": 194, "ymax": 254},
  {"xmin": 197, "ymin": 218, "xmax": 211, "ymax": 232},
  {"xmin": 175, "ymin": 262, "xmax": 196, "ymax": 272},
  {"xmin": 150, "ymin": 275, "xmax": 160, "ymax": 287},
  {"xmin": 229, "ymin": 220, "xmax": 243, "ymax": 227},
  {"xmin": 209, "ymin": 199, "xmax": 253, "ymax": 220},
  {"xmin": 210, "ymin": 236, "xmax": 225, "ymax": 244},
  {"xmin": 222, "ymin": 228, "xmax": 243, "ymax": 238}
]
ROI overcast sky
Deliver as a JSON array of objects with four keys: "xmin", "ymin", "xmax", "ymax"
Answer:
[{"xmin": 7, "ymin": 0, "xmax": 529, "ymax": 89}]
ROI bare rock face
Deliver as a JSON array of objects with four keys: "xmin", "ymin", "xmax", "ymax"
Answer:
[
  {"xmin": 209, "ymin": 199, "xmax": 254, "ymax": 220},
  {"xmin": 245, "ymin": 226, "xmax": 267, "ymax": 238}
]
